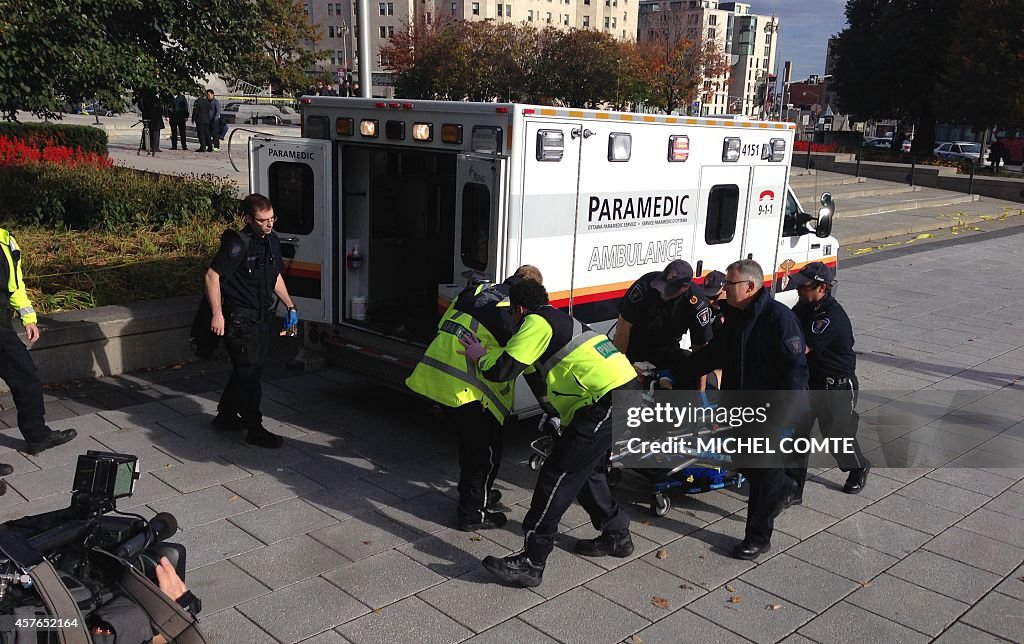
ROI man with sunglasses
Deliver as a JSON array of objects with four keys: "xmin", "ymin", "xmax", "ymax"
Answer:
[
  {"xmin": 786, "ymin": 262, "xmax": 869, "ymax": 503},
  {"xmin": 682, "ymin": 259, "xmax": 808, "ymax": 560},
  {"xmin": 204, "ymin": 194, "xmax": 297, "ymax": 448}
]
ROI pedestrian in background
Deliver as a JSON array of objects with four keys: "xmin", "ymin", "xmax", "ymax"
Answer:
[
  {"xmin": 191, "ymin": 92, "xmax": 212, "ymax": 152},
  {"xmin": 139, "ymin": 89, "xmax": 164, "ymax": 156},
  {"xmin": 169, "ymin": 92, "xmax": 189, "ymax": 151},
  {"xmin": 206, "ymin": 90, "xmax": 223, "ymax": 152}
]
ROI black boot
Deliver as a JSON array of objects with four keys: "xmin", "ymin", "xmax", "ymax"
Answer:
[
  {"xmin": 843, "ymin": 460, "xmax": 871, "ymax": 494},
  {"xmin": 458, "ymin": 511, "xmax": 508, "ymax": 532},
  {"xmin": 731, "ymin": 540, "xmax": 771, "ymax": 560},
  {"xmin": 246, "ymin": 426, "xmax": 284, "ymax": 448},
  {"xmin": 482, "ymin": 552, "xmax": 545, "ymax": 588},
  {"xmin": 26, "ymin": 429, "xmax": 77, "ymax": 455},
  {"xmin": 575, "ymin": 530, "xmax": 635, "ymax": 558},
  {"xmin": 486, "ymin": 489, "xmax": 503, "ymax": 509},
  {"xmin": 211, "ymin": 412, "xmax": 244, "ymax": 431}
]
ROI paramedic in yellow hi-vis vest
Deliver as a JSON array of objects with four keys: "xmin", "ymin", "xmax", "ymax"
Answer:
[
  {"xmin": 460, "ymin": 279, "xmax": 640, "ymax": 588},
  {"xmin": 0, "ymin": 228, "xmax": 77, "ymax": 485},
  {"xmin": 406, "ymin": 265, "xmax": 543, "ymax": 532}
]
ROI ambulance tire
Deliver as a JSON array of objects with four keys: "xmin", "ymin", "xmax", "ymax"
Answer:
[
  {"xmin": 651, "ymin": 493, "xmax": 671, "ymax": 517},
  {"xmin": 529, "ymin": 454, "xmax": 544, "ymax": 471}
]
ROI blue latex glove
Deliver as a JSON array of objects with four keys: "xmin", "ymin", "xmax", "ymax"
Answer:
[{"xmin": 283, "ymin": 309, "xmax": 299, "ymax": 329}]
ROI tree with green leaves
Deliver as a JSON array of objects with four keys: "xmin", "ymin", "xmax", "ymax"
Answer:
[
  {"xmin": 830, "ymin": 0, "xmax": 959, "ymax": 154},
  {"xmin": 0, "ymin": 0, "xmax": 262, "ymax": 119},
  {"xmin": 940, "ymin": 0, "xmax": 1024, "ymax": 132},
  {"xmin": 223, "ymin": 0, "xmax": 323, "ymax": 96}
]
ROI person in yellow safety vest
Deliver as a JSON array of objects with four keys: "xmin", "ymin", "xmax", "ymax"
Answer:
[
  {"xmin": 406, "ymin": 265, "xmax": 543, "ymax": 531},
  {"xmin": 460, "ymin": 279, "xmax": 640, "ymax": 588},
  {"xmin": 0, "ymin": 228, "xmax": 78, "ymax": 493}
]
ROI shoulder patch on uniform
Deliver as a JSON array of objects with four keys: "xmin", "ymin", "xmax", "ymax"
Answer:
[
  {"xmin": 689, "ymin": 295, "xmax": 698, "ymax": 305},
  {"xmin": 228, "ymin": 240, "xmax": 244, "ymax": 258},
  {"xmin": 811, "ymin": 318, "xmax": 830, "ymax": 334},
  {"xmin": 696, "ymin": 307, "xmax": 713, "ymax": 327},
  {"xmin": 627, "ymin": 284, "xmax": 645, "ymax": 304},
  {"xmin": 785, "ymin": 336, "xmax": 804, "ymax": 355}
]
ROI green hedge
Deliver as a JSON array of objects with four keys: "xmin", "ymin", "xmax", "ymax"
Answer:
[
  {"xmin": 0, "ymin": 122, "xmax": 108, "ymax": 155},
  {"xmin": 0, "ymin": 163, "xmax": 239, "ymax": 230}
]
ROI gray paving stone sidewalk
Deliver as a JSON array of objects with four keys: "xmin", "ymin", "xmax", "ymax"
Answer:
[{"xmin": 3, "ymin": 232, "xmax": 1024, "ymax": 643}]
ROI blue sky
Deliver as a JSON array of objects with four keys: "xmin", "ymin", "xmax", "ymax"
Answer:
[{"xmin": 755, "ymin": 0, "xmax": 848, "ymax": 81}]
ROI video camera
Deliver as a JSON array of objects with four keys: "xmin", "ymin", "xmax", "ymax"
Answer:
[{"xmin": 0, "ymin": 451, "xmax": 185, "ymax": 625}]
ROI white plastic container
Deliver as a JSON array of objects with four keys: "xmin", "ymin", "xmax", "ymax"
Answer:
[{"xmin": 351, "ymin": 295, "xmax": 367, "ymax": 320}]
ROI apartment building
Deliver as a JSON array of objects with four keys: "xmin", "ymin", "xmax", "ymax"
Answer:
[
  {"xmin": 303, "ymin": 0, "xmax": 635, "ymax": 97},
  {"xmin": 637, "ymin": 0, "xmax": 778, "ymax": 117}
]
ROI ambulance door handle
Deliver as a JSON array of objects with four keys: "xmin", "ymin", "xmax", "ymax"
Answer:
[{"xmin": 571, "ymin": 128, "xmax": 595, "ymax": 140}]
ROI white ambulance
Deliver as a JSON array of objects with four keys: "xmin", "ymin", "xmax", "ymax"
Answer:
[{"xmin": 249, "ymin": 98, "xmax": 836, "ymax": 410}]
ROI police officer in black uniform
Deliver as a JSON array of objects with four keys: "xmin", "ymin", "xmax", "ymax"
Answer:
[
  {"xmin": 614, "ymin": 260, "xmax": 715, "ymax": 389},
  {"xmin": 786, "ymin": 262, "xmax": 870, "ymax": 502},
  {"xmin": 204, "ymin": 194, "xmax": 297, "ymax": 448}
]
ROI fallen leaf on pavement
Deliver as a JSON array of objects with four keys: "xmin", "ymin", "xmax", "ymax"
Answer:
[
  {"xmin": 227, "ymin": 495, "xmax": 239, "ymax": 503},
  {"xmin": 372, "ymin": 608, "xmax": 382, "ymax": 614},
  {"xmin": 861, "ymin": 580, "xmax": 873, "ymax": 588},
  {"xmin": 655, "ymin": 549, "xmax": 668, "ymax": 560},
  {"xmin": 766, "ymin": 604, "xmax": 784, "ymax": 611},
  {"xmin": 651, "ymin": 596, "xmax": 670, "ymax": 610},
  {"xmin": 679, "ymin": 584, "xmax": 692, "ymax": 590},
  {"xmin": 641, "ymin": 520, "xmax": 652, "ymax": 526},
  {"xmin": 725, "ymin": 584, "xmax": 735, "ymax": 593},
  {"xmin": 627, "ymin": 636, "xmax": 643, "ymax": 644},
  {"xmin": 361, "ymin": 540, "xmax": 372, "ymax": 545},
  {"xmin": 729, "ymin": 595, "xmax": 742, "ymax": 604},
  {"xmin": 469, "ymin": 535, "xmax": 482, "ymax": 541}
]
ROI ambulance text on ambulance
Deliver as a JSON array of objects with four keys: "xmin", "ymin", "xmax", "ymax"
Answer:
[
  {"xmin": 587, "ymin": 238, "xmax": 686, "ymax": 271},
  {"xmin": 587, "ymin": 194, "xmax": 690, "ymax": 223}
]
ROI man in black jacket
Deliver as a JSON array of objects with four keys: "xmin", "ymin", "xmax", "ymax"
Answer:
[
  {"xmin": 191, "ymin": 93, "xmax": 212, "ymax": 152},
  {"xmin": 684, "ymin": 259, "xmax": 808, "ymax": 560},
  {"xmin": 169, "ymin": 93, "xmax": 189, "ymax": 150}
]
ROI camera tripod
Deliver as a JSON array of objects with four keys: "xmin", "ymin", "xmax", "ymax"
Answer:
[{"xmin": 134, "ymin": 120, "xmax": 151, "ymax": 156}]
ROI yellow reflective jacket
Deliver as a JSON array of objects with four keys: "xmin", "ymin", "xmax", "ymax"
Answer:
[
  {"xmin": 0, "ymin": 229, "xmax": 37, "ymax": 325},
  {"xmin": 406, "ymin": 283, "xmax": 518, "ymax": 423},
  {"xmin": 479, "ymin": 306, "xmax": 635, "ymax": 426}
]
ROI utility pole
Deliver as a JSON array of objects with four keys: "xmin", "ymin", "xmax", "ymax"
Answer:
[{"xmin": 357, "ymin": 0, "xmax": 371, "ymax": 97}]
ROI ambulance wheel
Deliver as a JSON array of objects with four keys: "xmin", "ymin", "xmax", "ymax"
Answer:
[
  {"xmin": 607, "ymin": 468, "xmax": 622, "ymax": 488},
  {"xmin": 529, "ymin": 455, "xmax": 544, "ymax": 471},
  {"xmin": 651, "ymin": 493, "xmax": 671, "ymax": 517}
]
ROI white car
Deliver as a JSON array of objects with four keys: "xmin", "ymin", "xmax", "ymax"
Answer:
[{"xmin": 934, "ymin": 141, "xmax": 989, "ymax": 165}]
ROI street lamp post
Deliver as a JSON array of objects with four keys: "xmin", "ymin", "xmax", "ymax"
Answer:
[
  {"xmin": 340, "ymin": 23, "xmax": 349, "ymax": 75},
  {"xmin": 763, "ymin": 19, "xmax": 780, "ymax": 120}
]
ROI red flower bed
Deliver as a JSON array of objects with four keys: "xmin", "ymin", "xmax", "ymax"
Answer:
[
  {"xmin": 793, "ymin": 141, "xmax": 839, "ymax": 153},
  {"xmin": 0, "ymin": 135, "xmax": 111, "ymax": 168}
]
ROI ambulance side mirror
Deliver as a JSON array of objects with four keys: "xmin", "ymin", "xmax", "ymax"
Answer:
[{"xmin": 814, "ymin": 192, "xmax": 834, "ymax": 239}]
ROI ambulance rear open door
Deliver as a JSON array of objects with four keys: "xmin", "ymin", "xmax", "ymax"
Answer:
[
  {"xmin": 249, "ymin": 138, "xmax": 333, "ymax": 324},
  {"xmin": 454, "ymin": 151, "xmax": 508, "ymax": 284}
]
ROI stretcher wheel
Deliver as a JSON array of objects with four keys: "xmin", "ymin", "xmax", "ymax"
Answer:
[
  {"xmin": 651, "ymin": 493, "xmax": 671, "ymax": 517},
  {"xmin": 607, "ymin": 468, "xmax": 622, "ymax": 488},
  {"xmin": 529, "ymin": 454, "xmax": 544, "ymax": 471}
]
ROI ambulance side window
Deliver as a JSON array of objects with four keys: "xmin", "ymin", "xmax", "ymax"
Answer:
[
  {"xmin": 782, "ymin": 190, "xmax": 802, "ymax": 237},
  {"xmin": 705, "ymin": 184, "xmax": 739, "ymax": 244},
  {"xmin": 461, "ymin": 183, "xmax": 490, "ymax": 270},
  {"xmin": 268, "ymin": 162, "xmax": 315, "ymax": 235}
]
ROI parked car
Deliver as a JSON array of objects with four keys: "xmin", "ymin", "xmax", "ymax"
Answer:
[
  {"xmin": 862, "ymin": 137, "xmax": 892, "ymax": 149},
  {"xmin": 221, "ymin": 102, "xmax": 301, "ymax": 126},
  {"xmin": 934, "ymin": 141, "xmax": 989, "ymax": 165}
]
